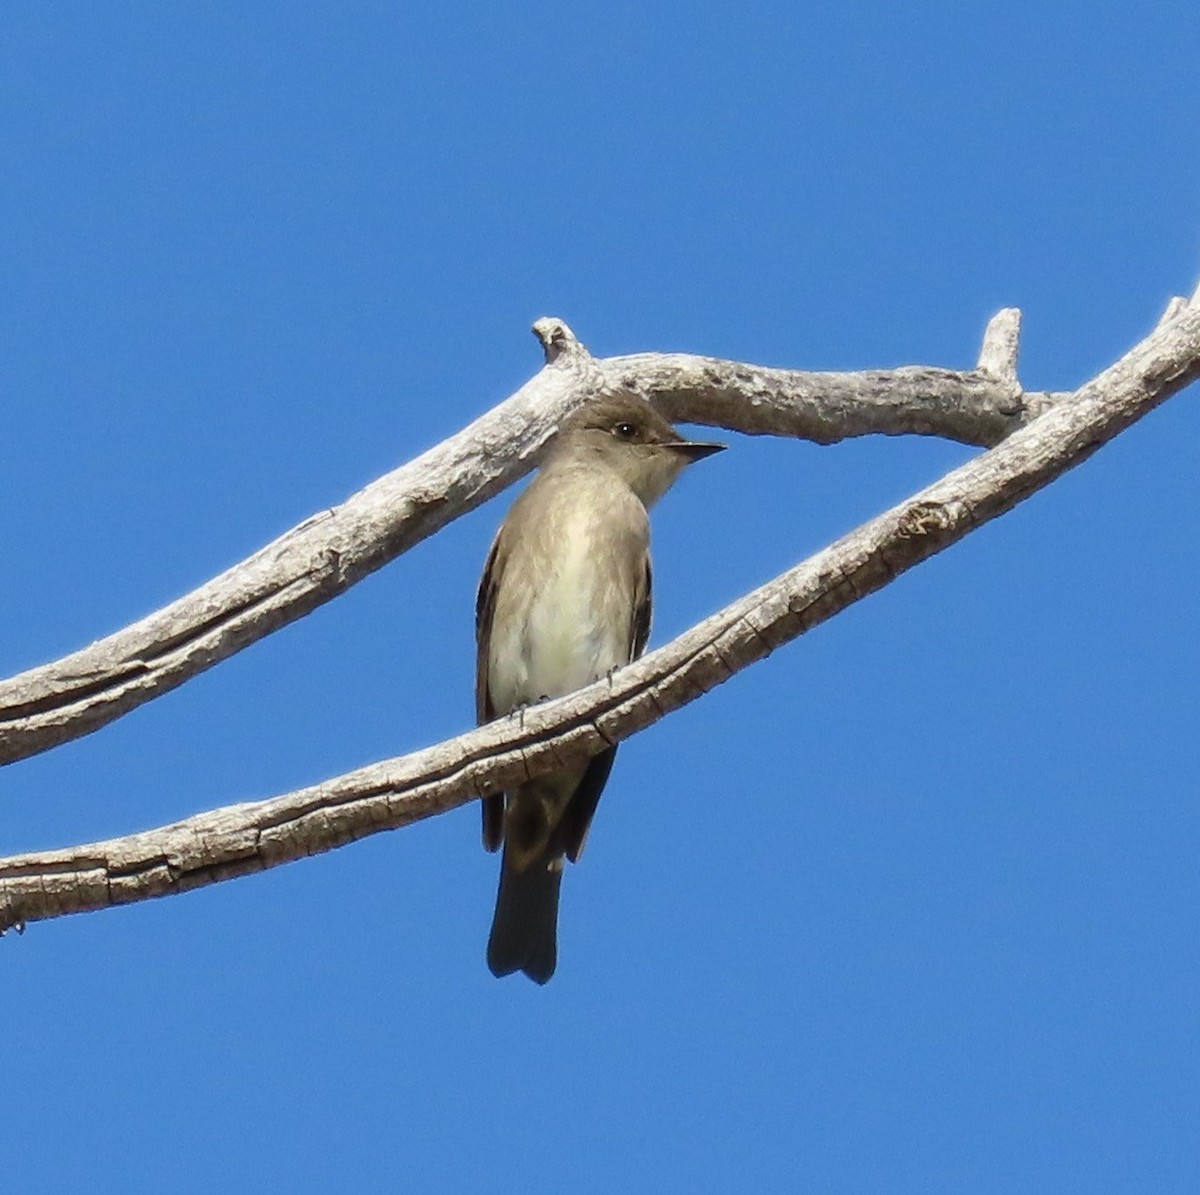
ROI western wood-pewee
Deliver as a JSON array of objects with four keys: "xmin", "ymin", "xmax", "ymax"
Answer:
[{"xmin": 476, "ymin": 394, "xmax": 724, "ymax": 983}]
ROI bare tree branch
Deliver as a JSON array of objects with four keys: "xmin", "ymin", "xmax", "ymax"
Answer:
[
  {"xmin": 607, "ymin": 326, "xmax": 1058, "ymax": 447},
  {"xmin": 3, "ymin": 292, "xmax": 1196, "ymax": 932},
  {"xmin": 0, "ymin": 313, "xmax": 1072, "ymax": 769}
]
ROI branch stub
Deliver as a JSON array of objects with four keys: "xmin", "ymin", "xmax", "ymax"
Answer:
[
  {"xmin": 531, "ymin": 318, "xmax": 585, "ymax": 364},
  {"xmin": 976, "ymin": 308, "xmax": 1023, "ymax": 384}
]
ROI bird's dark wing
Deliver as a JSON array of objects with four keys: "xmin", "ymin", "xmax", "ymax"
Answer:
[
  {"xmin": 556, "ymin": 548, "xmax": 652, "ymax": 864},
  {"xmin": 554, "ymin": 748, "xmax": 617, "ymax": 865},
  {"xmin": 631, "ymin": 554, "xmax": 652, "ymax": 660},
  {"xmin": 475, "ymin": 532, "xmax": 502, "ymax": 723},
  {"xmin": 476, "ymin": 531, "xmax": 505, "ymax": 852}
]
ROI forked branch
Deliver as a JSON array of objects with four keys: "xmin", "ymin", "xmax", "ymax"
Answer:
[
  {"xmin": 0, "ymin": 312, "xmax": 1066, "ymax": 767},
  {"xmin": 2, "ymin": 291, "xmax": 1197, "ymax": 932}
]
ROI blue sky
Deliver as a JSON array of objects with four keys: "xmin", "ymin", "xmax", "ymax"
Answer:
[{"xmin": 2, "ymin": 4, "xmax": 1198, "ymax": 1191}]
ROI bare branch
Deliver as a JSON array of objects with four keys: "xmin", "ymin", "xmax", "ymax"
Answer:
[
  {"xmin": 3, "ymin": 299, "xmax": 1197, "ymax": 932},
  {"xmin": 606, "ymin": 306, "xmax": 1044, "ymax": 447},
  {"xmin": 0, "ymin": 313, "xmax": 1068, "ymax": 767},
  {"xmin": 0, "ymin": 335, "xmax": 604, "ymax": 767}
]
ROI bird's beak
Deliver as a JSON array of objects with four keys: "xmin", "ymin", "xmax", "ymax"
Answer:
[{"xmin": 666, "ymin": 440, "xmax": 726, "ymax": 463}]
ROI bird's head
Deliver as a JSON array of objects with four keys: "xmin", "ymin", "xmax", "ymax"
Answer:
[{"xmin": 553, "ymin": 395, "xmax": 725, "ymax": 507}]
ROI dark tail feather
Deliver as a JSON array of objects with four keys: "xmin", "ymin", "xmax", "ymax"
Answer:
[{"xmin": 487, "ymin": 848, "xmax": 563, "ymax": 985}]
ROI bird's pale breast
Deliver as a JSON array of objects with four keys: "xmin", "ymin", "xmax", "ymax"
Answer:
[{"xmin": 487, "ymin": 471, "xmax": 647, "ymax": 714}]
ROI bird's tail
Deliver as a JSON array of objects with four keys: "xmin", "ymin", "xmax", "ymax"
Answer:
[{"xmin": 487, "ymin": 845, "xmax": 564, "ymax": 985}]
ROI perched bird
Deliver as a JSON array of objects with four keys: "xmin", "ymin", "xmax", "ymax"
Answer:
[{"xmin": 476, "ymin": 394, "xmax": 724, "ymax": 983}]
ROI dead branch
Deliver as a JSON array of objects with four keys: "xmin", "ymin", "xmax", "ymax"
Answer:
[
  {"xmin": 0, "ymin": 313, "xmax": 1067, "ymax": 767},
  {"xmin": 3, "ymin": 289, "xmax": 1196, "ymax": 931}
]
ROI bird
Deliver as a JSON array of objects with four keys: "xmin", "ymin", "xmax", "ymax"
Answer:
[{"xmin": 475, "ymin": 393, "xmax": 724, "ymax": 983}]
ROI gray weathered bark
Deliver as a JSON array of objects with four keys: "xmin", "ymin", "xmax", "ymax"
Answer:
[
  {"xmin": 0, "ymin": 312, "xmax": 1066, "ymax": 767},
  {"xmin": 2, "ymin": 290, "xmax": 1196, "ymax": 932}
]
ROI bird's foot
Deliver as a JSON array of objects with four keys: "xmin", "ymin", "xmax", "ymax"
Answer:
[{"xmin": 508, "ymin": 696, "xmax": 553, "ymax": 729}]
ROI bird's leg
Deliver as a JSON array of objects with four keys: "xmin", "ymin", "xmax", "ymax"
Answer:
[{"xmin": 508, "ymin": 695, "xmax": 553, "ymax": 729}]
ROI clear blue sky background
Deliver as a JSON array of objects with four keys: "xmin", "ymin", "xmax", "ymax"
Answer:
[{"xmin": 2, "ymin": 4, "xmax": 1198, "ymax": 1192}]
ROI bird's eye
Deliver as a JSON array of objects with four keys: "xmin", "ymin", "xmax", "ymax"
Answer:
[{"xmin": 613, "ymin": 421, "xmax": 638, "ymax": 441}]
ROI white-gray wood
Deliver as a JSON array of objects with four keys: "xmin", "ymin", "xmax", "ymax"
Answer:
[
  {"xmin": 0, "ymin": 314, "xmax": 1070, "ymax": 766},
  {"xmin": 2, "ymin": 290, "xmax": 1196, "ymax": 932}
]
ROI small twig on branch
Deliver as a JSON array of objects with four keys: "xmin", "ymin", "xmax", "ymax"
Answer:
[
  {"xmin": 2, "ymin": 292, "xmax": 1196, "ymax": 932},
  {"xmin": 976, "ymin": 308, "xmax": 1022, "ymax": 383},
  {"xmin": 0, "ymin": 312, "xmax": 1066, "ymax": 768},
  {"xmin": 1159, "ymin": 296, "xmax": 1189, "ymax": 326}
]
